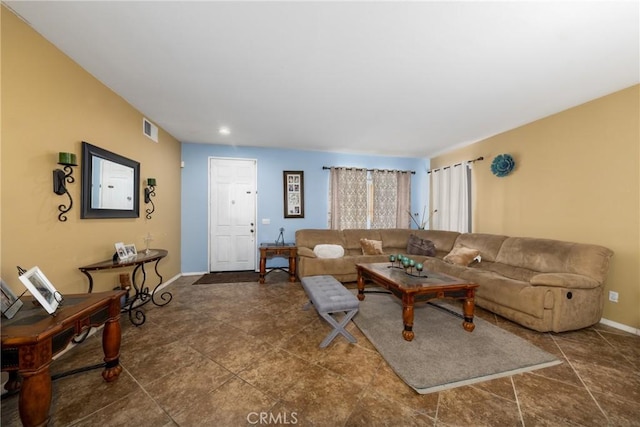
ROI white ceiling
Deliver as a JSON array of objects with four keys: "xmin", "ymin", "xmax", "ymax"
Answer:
[{"xmin": 5, "ymin": 1, "xmax": 639, "ymax": 158}]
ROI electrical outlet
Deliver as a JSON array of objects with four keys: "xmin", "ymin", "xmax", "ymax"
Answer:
[{"xmin": 608, "ymin": 291, "xmax": 619, "ymax": 303}]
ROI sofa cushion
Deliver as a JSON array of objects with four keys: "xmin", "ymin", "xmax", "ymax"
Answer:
[
  {"xmin": 443, "ymin": 245, "xmax": 480, "ymax": 266},
  {"xmin": 360, "ymin": 238, "xmax": 384, "ymax": 255},
  {"xmin": 313, "ymin": 244, "xmax": 345, "ymax": 259},
  {"xmin": 470, "ymin": 261, "xmax": 537, "ymax": 282},
  {"xmin": 454, "ymin": 233, "xmax": 508, "ymax": 262},
  {"xmin": 296, "ymin": 229, "xmax": 344, "ymax": 248},
  {"xmin": 468, "ymin": 271, "xmax": 551, "ymax": 319},
  {"xmin": 495, "ymin": 237, "xmax": 613, "ymax": 283},
  {"xmin": 378, "ymin": 229, "xmax": 414, "ymax": 249},
  {"xmin": 530, "ymin": 273, "xmax": 600, "ymax": 289},
  {"xmin": 406, "ymin": 234, "xmax": 436, "ymax": 257},
  {"xmin": 299, "ymin": 256, "xmax": 357, "ymax": 278}
]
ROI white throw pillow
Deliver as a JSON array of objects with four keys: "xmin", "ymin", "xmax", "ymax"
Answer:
[{"xmin": 313, "ymin": 244, "xmax": 345, "ymax": 259}]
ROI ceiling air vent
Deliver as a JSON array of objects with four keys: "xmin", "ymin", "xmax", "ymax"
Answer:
[{"xmin": 143, "ymin": 118, "xmax": 158, "ymax": 143}]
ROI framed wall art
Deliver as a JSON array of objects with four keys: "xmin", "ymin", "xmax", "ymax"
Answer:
[
  {"xmin": 18, "ymin": 266, "xmax": 61, "ymax": 314},
  {"xmin": 283, "ymin": 171, "xmax": 304, "ymax": 218}
]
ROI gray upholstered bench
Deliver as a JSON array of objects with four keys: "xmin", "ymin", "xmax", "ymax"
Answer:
[{"xmin": 301, "ymin": 275, "xmax": 359, "ymax": 348}]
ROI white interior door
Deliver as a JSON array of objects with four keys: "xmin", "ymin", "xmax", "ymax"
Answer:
[{"xmin": 209, "ymin": 158, "xmax": 257, "ymax": 271}]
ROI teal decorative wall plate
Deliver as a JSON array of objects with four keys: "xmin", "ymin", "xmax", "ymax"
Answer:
[{"xmin": 491, "ymin": 154, "xmax": 515, "ymax": 177}]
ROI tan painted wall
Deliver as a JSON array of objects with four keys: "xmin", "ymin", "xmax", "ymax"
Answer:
[
  {"xmin": 1, "ymin": 8, "xmax": 181, "ymax": 296},
  {"xmin": 430, "ymin": 85, "xmax": 640, "ymax": 330}
]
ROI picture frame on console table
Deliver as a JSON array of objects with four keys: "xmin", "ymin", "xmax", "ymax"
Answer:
[
  {"xmin": 18, "ymin": 266, "xmax": 61, "ymax": 314},
  {"xmin": 1, "ymin": 278, "xmax": 23, "ymax": 319},
  {"xmin": 124, "ymin": 244, "xmax": 137, "ymax": 257},
  {"xmin": 283, "ymin": 170, "xmax": 304, "ymax": 218},
  {"xmin": 115, "ymin": 242, "xmax": 128, "ymax": 261}
]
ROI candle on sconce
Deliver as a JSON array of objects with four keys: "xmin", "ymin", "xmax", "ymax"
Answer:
[
  {"xmin": 58, "ymin": 152, "xmax": 77, "ymax": 166},
  {"xmin": 147, "ymin": 178, "xmax": 157, "ymax": 186}
]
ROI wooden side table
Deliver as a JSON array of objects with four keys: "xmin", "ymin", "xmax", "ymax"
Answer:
[
  {"xmin": 1, "ymin": 290, "xmax": 125, "ymax": 427},
  {"xmin": 259, "ymin": 243, "xmax": 297, "ymax": 284}
]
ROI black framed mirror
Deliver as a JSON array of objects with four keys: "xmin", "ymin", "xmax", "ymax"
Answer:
[{"xmin": 81, "ymin": 141, "xmax": 140, "ymax": 219}]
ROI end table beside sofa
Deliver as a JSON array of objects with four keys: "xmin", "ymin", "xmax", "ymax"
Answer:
[{"xmin": 295, "ymin": 228, "xmax": 613, "ymax": 333}]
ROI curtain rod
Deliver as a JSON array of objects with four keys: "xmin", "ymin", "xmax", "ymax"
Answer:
[
  {"xmin": 322, "ymin": 166, "xmax": 415, "ymax": 174},
  {"xmin": 427, "ymin": 156, "xmax": 484, "ymax": 174}
]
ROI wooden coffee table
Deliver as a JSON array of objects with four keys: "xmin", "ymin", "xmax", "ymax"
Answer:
[{"xmin": 356, "ymin": 263, "xmax": 479, "ymax": 341}]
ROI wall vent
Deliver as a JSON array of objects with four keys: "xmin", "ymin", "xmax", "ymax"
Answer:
[{"xmin": 143, "ymin": 118, "xmax": 158, "ymax": 143}]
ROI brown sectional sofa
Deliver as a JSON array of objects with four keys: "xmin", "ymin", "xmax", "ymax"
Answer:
[{"xmin": 295, "ymin": 228, "xmax": 614, "ymax": 333}]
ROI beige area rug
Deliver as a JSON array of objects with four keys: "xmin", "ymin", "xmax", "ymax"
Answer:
[
  {"xmin": 192, "ymin": 271, "xmax": 261, "ymax": 285},
  {"xmin": 353, "ymin": 291, "xmax": 561, "ymax": 394}
]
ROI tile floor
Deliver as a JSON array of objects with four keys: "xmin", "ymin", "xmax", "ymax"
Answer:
[{"xmin": 2, "ymin": 272, "xmax": 639, "ymax": 426}]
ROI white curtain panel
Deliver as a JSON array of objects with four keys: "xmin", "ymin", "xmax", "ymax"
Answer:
[{"xmin": 431, "ymin": 163, "xmax": 470, "ymax": 232}]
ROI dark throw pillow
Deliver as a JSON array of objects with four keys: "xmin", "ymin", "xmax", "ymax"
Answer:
[{"xmin": 406, "ymin": 234, "xmax": 436, "ymax": 257}]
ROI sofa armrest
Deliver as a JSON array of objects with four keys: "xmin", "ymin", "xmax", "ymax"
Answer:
[
  {"xmin": 530, "ymin": 273, "xmax": 600, "ymax": 289},
  {"xmin": 297, "ymin": 247, "xmax": 317, "ymax": 258}
]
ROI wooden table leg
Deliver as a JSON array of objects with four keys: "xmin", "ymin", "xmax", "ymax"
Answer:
[
  {"xmin": 357, "ymin": 270, "xmax": 365, "ymax": 301},
  {"xmin": 101, "ymin": 316, "xmax": 123, "ymax": 382},
  {"xmin": 19, "ymin": 364, "xmax": 52, "ymax": 427},
  {"xmin": 402, "ymin": 294, "xmax": 415, "ymax": 341},
  {"xmin": 259, "ymin": 252, "xmax": 267, "ymax": 284},
  {"xmin": 462, "ymin": 290, "xmax": 476, "ymax": 332},
  {"xmin": 288, "ymin": 255, "xmax": 296, "ymax": 282}
]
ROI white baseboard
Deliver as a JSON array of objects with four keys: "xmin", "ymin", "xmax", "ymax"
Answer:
[
  {"xmin": 599, "ymin": 317, "xmax": 640, "ymax": 336},
  {"xmin": 181, "ymin": 271, "xmax": 208, "ymax": 277},
  {"xmin": 154, "ymin": 273, "xmax": 182, "ymax": 291}
]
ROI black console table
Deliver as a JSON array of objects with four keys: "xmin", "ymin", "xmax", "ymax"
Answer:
[{"xmin": 78, "ymin": 249, "xmax": 172, "ymax": 326}]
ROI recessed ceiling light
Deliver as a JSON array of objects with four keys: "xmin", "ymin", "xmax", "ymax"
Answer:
[{"xmin": 218, "ymin": 126, "xmax": 231, "ymax": 135}]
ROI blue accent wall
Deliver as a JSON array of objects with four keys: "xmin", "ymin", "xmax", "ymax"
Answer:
[{"xmin": 181, "ymin": 143, "xmax": 429, "ymax": 273}]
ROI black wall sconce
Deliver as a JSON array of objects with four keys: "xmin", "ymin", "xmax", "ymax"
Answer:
[
  {"xmin": 144, "ymin": 178, "xmax": 156, "ymax": 219},
  {"xmin": 53, "ymin": 152, "xmax": 77, "ymax": 222}
]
